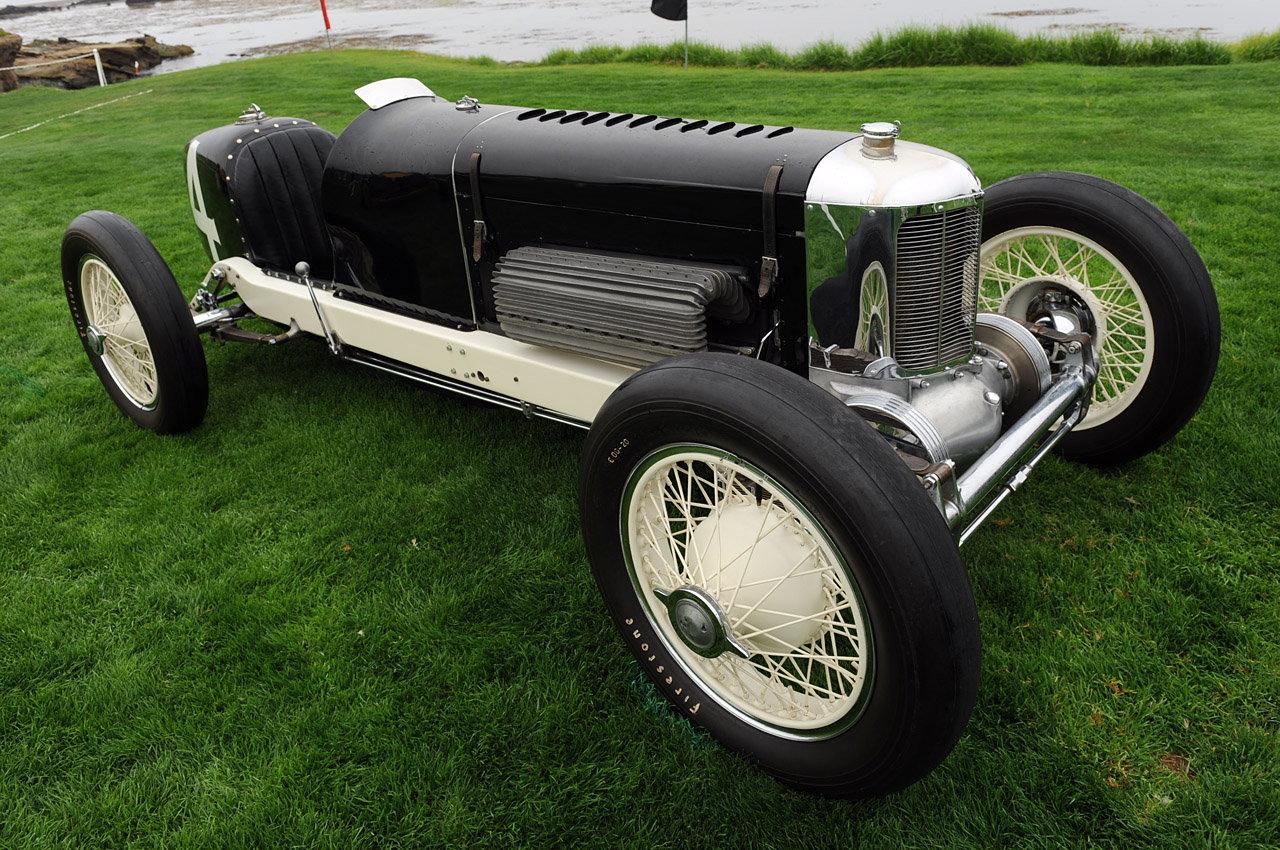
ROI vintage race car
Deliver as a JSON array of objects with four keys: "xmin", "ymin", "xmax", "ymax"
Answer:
[{"xmin": 61, "ymin": 78, "xmax": 1220, "ymax": 797}]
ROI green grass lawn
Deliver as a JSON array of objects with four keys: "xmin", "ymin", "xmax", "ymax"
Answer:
[{"xmin": 1, "ymin": 52, "xmax": 1278, "ymax": 848}]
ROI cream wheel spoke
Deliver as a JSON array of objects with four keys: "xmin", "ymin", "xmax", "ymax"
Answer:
[
  {"xmin": 981, "ymin": 226, "xmax": 1156, "ymax": 430},
  {"xmin": 645, "ymin": 488, "xmax": 693, "ymax": 585},
  {"xmin": 625, "ymin": 447, "xmax": 871, "ymax": 734},
  {"xmin": 102, "ymin": 337, "xmax": 156, "ymax": 401},
  {"xmin": 732, "ymin": 597, "xmax": 845, "ymax": 643},
  {"xmin": 1006, "ymin": 237, "xmax": 1052, "ymax": 279},
  {"xmin": 79, "ymin": 257, "xmax": 159, "ymax": 408},
  {"xmin": 980, "ymin": 259, "xmax": 1027, "ymax": 294},
  {"xmin": 726, "ymin": 541, "xmax": 821, "ymax": 631},
  {"xmin": 721, "ymin": 493, "xmax": 782, "ymax": 614},
  {"xmin": 757, "ymin": 653, "xmax": 854, "ymax": 703},
  {"xmin": 718, "ymin": 564, "xmax": 834, "ymax": 594},
  {"xmin": 1060, "ymin": 241, "xmax": 1095, "ymax": 283}
]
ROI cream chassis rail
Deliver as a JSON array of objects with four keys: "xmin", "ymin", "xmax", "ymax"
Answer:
[
  {"xmin": 212, "ymin": 255, "xmax": 1099, "ymax": 544},
  {"xmin": 215, "ymin": 256, "xmax": 638, "ymax": 426}
]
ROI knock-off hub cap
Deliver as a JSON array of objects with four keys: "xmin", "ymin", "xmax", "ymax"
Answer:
[
  {"xmin": 655, "ymin": 585, "xmax": 751, "ymax": 660},
  {"xmin": 86, "ymin": 325, "xmax": 107, "ymax": 356}
]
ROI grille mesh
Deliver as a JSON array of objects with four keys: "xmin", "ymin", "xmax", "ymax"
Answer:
[{"xmin": 892, "ymin": 205, "xmax": 980, "ymax": 371}]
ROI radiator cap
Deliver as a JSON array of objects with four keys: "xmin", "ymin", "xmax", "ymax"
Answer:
[{"xmin": 861, "ymin": 120, "xmax": 902, "ymax": 155}]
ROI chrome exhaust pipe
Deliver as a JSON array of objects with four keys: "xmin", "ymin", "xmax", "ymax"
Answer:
[{"xmin": 940, "ymin": 364, "xmax": 1092, "ymax": 543}]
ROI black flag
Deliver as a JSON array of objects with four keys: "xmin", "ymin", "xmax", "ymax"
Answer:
[{"xmin": 651, "ymin": 0, "xmax": 687, "ymax": 21}]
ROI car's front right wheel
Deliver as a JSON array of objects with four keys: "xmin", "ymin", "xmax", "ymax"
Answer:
[
  {"xmin": 580, "ymin": 354, "xmax": 981, "ymax": 797},
  {"xmin": 980, "ymin": 172, "xmax": 1219, "ymax": 466}
]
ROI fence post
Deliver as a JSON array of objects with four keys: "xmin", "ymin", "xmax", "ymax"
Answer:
[{"xmin": 92, "ymin": 49, "xmax": 107, "ymax": 87}]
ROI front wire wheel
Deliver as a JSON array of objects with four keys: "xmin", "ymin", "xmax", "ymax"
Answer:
[
  {"xmin": 980, "ymin": 226, "xmax": 1153, "ymax": 430},
  {"xmin": 581, "ymin": 354, "xmax": 980, "ymax": 797},
  {"xmin": 626, "ymin": 447, "xmax": 872, "ymax": 735},
  {"xmin": 980, "ymin": 172, "xmax": 1219, "ymax": 466}
]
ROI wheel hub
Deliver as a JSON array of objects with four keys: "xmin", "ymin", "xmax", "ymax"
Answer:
[
  {"xmin": 687, "ymin": 500, "xmax": 827, "ymax": 653},
  {"xmin": 654, "ymin": 585, "xmax": 751, "ymax": 660},
  {"xmin": 85, "ymin": 325, "xmax": 106, "ymax": 357},
  {"xmin": 1028, "ymin": 286, "xmax": 1095, "ymax": 337},
  {"xmin": 673, "ymin": 597, "xmax": 716, "ymax": 651}
]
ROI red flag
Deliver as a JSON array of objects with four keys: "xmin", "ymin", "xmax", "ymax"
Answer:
[{"xmin": 320, "ymin": 0, "xmax": 331, "ymax": 30}]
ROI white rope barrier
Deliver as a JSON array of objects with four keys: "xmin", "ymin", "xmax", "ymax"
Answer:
[
  {"xmin": 0, "ymin": 88, "xmax": 152, "ymax": 141},
  {"xmin": 0, "ymin": 51, "xmax": 95, "ymax": 72}
]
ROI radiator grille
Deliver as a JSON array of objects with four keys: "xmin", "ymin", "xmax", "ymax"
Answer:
[{"xmin": 891, "ymin": 205, "xmax": 980, "ymax": 371}]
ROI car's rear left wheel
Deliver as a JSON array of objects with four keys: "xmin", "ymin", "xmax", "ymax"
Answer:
[{"xmin": 62, "ymin": 211, "xmax": 208, "ymax": 434}]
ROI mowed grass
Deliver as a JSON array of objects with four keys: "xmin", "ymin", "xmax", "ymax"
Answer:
[{"xmin": 1, "ymin": 52, "xmax": 1278, "ymax": 847}]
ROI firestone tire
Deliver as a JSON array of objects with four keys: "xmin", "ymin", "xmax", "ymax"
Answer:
[
  {"xmin": 579, "ymin": 354, "xmax": 981, "ymax": 798},
  {"xmin": 62, "ymin": 211, "xmax": 208, "ymax": 434},
  {"xmin": 980, "ymin": 172, "xmax": 1219, "ymax": 467}
]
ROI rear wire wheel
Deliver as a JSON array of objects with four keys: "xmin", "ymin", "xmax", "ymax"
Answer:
[
  {"xmin": 580, "ymin": 354, "xmax": 981, "ymax": 797},
  {"xmin": 62, "ymin": 211, "xmax": 208, "ymax": 434}
]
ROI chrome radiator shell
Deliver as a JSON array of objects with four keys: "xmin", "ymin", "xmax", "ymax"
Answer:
[{"xmin": 804, "ymin": 137, "xmax": 984, "ymax": 374}]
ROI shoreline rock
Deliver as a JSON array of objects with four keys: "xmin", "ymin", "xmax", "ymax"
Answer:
[
  {"xmin": 1, "ymin": 1, "xmax": 123, "ymax": 21},
  {"xmin": 0, "ymin": 31, "xmax": 19, "ymax": 92},
  {"xmin": 0, "ymin": 6, "xmax": 59, "ymax": 20},
  {"xmin": 8, "ymin": 33, "xmax": 192, "ymax": 89}
]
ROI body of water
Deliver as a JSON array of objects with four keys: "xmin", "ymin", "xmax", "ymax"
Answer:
[{"xmin": 3, "ymin": 0, "xmax": 1277, "ymax": 73}]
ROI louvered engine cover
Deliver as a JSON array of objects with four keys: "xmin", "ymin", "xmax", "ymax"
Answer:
[{"xmin": 492, "ymin": 246, "xmax": 750, "ymax": 367}]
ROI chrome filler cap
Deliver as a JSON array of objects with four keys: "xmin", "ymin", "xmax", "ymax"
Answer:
[{"xmin": 860, "ymin": 120, "xmax": 902, "ymax": 155}]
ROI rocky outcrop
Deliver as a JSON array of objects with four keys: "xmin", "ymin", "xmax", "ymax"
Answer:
[
  {"xmin": 2, "ymin": 1, "xmax": 122, "ymax": 20},
  {"xmin": 11, "ymin": 34, "xmax": 192, "ymax": 89},
  {"xmin": 0, "ymin": 32, "xmax": 19, "ymax": 93},
  {"xmin": 0, "ymin": 6, "xmax": 59, "ymax": 19}
]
